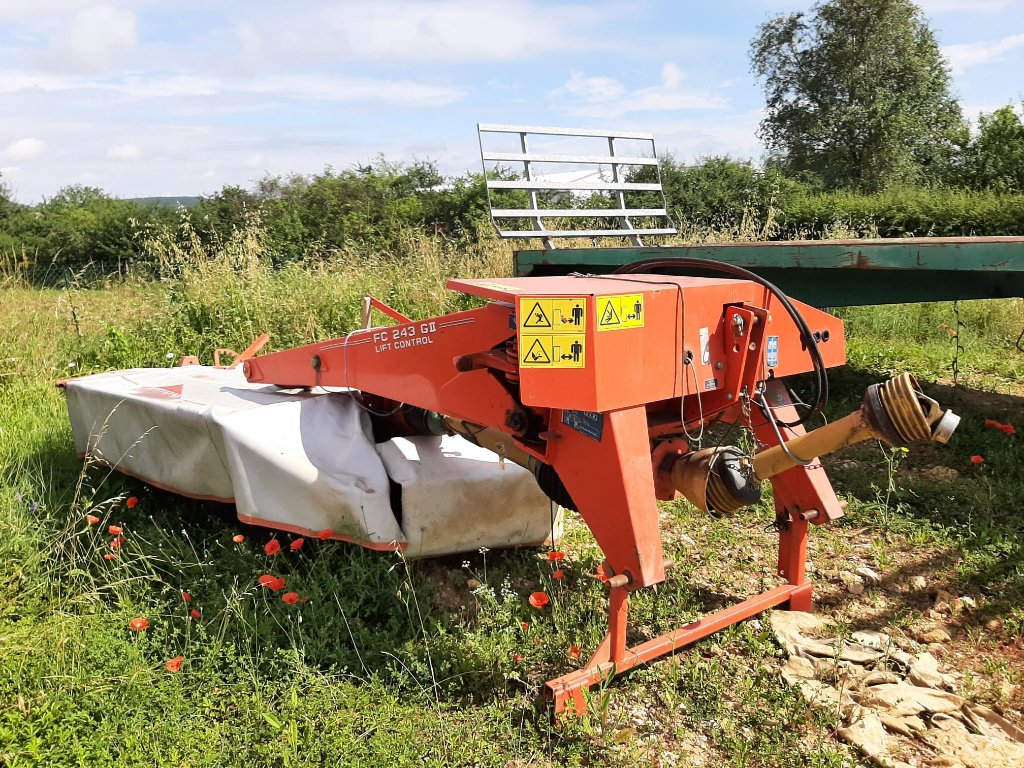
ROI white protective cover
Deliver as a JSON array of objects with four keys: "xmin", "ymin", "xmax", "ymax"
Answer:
[{"xmin": 63, "ymin": 365, "xmax": 556, "ymax": 556}]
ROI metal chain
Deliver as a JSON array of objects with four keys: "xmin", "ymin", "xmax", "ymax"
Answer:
[{"xmin": 950, "ymin": 300, "xmax": 965, "ymax": 400}]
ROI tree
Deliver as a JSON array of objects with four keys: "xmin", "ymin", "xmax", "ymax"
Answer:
[
  {"xmin": 963, "ymin": 104, "xmax": 1024, "ymax": 193},
  {"xmin": 750, "ymin": 0, "xmax": 967, "ymax": 191}
]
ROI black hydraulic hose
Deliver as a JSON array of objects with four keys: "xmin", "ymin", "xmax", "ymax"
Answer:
[{"xmin": 609, "ymin": 257, "xmax": 828, "ymax": 428}]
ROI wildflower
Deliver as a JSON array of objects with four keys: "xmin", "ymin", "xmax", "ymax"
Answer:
[
  {"xmin": 552, "ymin": 569, "xmax": 565, "ymax": 580},
  {"xmin": 568, "ymin": 645, "xmax": 581, "ymax": 660},
  {"xmin": 108, "ymin": 525, "xmax": 123, "ymax": 535},
  {"xmin": 264, "ymin": 539, "xmax": 281, "ymax": 556},
  {"xmin": 520, "ymin": 622, "xmax": 529, "ymax": 631},
  {"xmin": 190, "ymin": 609, "xmax": 202, "ymax": 620},
  {"xmin": 289, "ymin": 538, "xmax": 305, "ymax": 551},
  {"xmin": 528, "ymin": 591, "xmax": 550, "ymax": 609},
  {"xmin": 129, "ymin": 617, "xmax": 149, "ymax": 632},
  {"xmin": 970, "ymin": 455, "xmax": 985, "ymax": 464},
  {"xmin": 181, "ymin": 591, "xmax": 192, "ymax": 603},
  {"xmin": 110, "ymin": 536, "xmax": 124, "ymax": 550},
  {"xmin": 29, "ymin": 502, "xmax": 37, "ymax": 512},
  {"xmin": 596, "ymin": 564, "xmax": 610, "ymax": 583},
  {"xmin": 103, "ymin": 553, "xmax": 117, "ymax": 560},
  {"xmin": 258, "ymin": 574, "xmax": 286, "ymax": 591},
  {"xmin": 547, "ymin": 551, "xmax": 565, "ymax": 561},
  {"xmin": 232, "ymin": 534, "xmax": 245, "ymax": 543},
  {"xmin": 984, "ymin": 419, "xmax": 1017, "ymax": 436},
  {"xmin": 165, "ymin": 352, "xmax": 175, "ymax": 360},
  {"xmin": 85, "ymin": 514, "xmax": 100, "ymax": 525},
  {"xmin": 513, "ymin": 654, "xmax": 524, "ymax": 663},
  {"xmin": 316, "ymin": 529, "xmax": 333, "ymax": 539},
  {"xmin": 165, "ymin": 656, "xmax": 183, "ymax": 673},
  {"xmin": 282, "ymin": 592, "xmax": 300, "ymax": 605},
  {"xmin": 126, "ymin": 496, "xmax": 139, "ymax": 509}
]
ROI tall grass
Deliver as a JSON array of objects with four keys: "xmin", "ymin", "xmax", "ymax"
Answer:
[{"xmin": 139, "ymin": 216, "xmax": 514, "ymax": 360}]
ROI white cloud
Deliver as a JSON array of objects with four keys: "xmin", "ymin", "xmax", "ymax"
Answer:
[
  {"xmin": 228, "ymin": 0, "xmax": 609, "ymax": 65},
  {"xmin": 551, "ymin": 63, "xmax": 729, "ymax": 119},
  {"xmin": 0, "ymin": 69, "xmax": 465, "ymax": 107},
  {"xmin": 3, "ymin": 137, "xmax": 47, "ymax": 160},
  {"xmin": 42, "ymin": 5, "xmax": 137, "ymax": 73},
  {"xmin": 944, "ymin": 33, "xmax": 1024, "ymax": 74},
  {"xmin": 106, "ymin": 143, "xmax": 142, "ymax": 161}
]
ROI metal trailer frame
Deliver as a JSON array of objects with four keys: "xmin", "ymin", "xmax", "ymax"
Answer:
[{"xmin": 513, "ymin": 237, "xmax": 1024, "ymax": 307}]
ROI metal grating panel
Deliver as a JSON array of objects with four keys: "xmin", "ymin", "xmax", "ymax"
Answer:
[{"xmin": 477, "ymin": 123, "xmax": 677, "ymax": 249}]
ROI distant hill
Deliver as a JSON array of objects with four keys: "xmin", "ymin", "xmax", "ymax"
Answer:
[{"xmin": 129, "ymin": 196, "xmax": 201, "ymax": 208}]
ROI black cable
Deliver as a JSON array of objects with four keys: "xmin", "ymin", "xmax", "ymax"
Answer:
[{"xmin": 610, "ymin": 257, "xmax": 828, "ymax": 428}]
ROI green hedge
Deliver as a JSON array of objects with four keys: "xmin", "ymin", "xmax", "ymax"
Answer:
[{"xmin": 773, "ymin": 188, "xmax": 1024, "ymax": 239}]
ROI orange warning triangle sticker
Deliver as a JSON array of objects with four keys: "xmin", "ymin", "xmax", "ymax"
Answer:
[
  {"xmin": 523, "ymin": 301, "xmax": 552, "ymax": 328},
  {"xmin": 524, "ymin": 338, "xmax": 551, "ymax": 364}
]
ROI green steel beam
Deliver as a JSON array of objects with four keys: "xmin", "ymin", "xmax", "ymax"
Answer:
[{"xmin": 513, "ymin": 237, "xmax": 1024, "ymax": 307}]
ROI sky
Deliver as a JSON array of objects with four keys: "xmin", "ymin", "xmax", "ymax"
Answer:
[{"xmin": 0, "ymin": 0, "xmax": 1022, "ymax": 203}]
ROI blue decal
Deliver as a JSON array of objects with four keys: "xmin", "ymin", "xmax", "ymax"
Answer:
[
  {"xmin": 766, "ymin": 335, "xmax": 779, "ymax": 368},
  {"xmin": 561, "ymin": 410, "xmax": 604, "ymax": 442}
]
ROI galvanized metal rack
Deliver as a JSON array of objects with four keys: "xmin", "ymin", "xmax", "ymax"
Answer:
[{"xmin": 477, "ymin": 123, "xmax": 677, "ymax": 249}]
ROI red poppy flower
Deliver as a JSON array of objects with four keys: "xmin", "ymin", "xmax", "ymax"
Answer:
[
  {"xmin": 282, "ymin": 592, "xmax": 300, "ymax": 604},
  {"xmin": 85, "ymin": 514, "xmax": 100, "ymax": 525},
  {"xmin": 317, "ymin": 529, "xmax": 333, "ymax": 540},
  {"xmin": 126, "ymin": 496, "xmax": 139, "ymax": 509},
  {"xmin": 984, "ymin": 419, "xmax": 1017, "ymax": 436},
  {"xmin": 552, "ymin": 569, "xmax": 565, "ymax": 580},
  {"xmin": 181, "ymin": 591, "xmax": 191, "ymax": 603},
  {"xmin": 547, "ymin": 551, "xmax": 565, "ymax": 561},
  {"xmin": 232, "ymin": 534, "xmax": 245, "ymax": 543},
  {"xmin": 289, "ymin": 538, "xmax": 305, "ymax": 551},
  {"xmin": 103, "ymin": 553, "xmax": 117, "ymax": 560},
  {"xmin": 596, "ymin": 564, "xmax": 610, "ymax": 583},
  {"xmin": 513, "ymin": 654, "xmax": 524, "ymax": 663},
  {"xmin": 971, "ymin": 455, "xmax": 985, "ymax": 464},
  {"xmin": 129, "ymin": 617, "xmax": 149, "ymax": 632},
  {"xmin": 528, "ymin": 591, "xmax": 550, "ymax": 608},
  {"xmin": 258, "ymin": 574, "xmax": 286, "ymax": 591},
  {"xmin": 110, "ymin": 536, "xmax": 124, "ymax": 550},
  {"xmin": 264, "ymin": 539, "xmax": 281, "ymax": 555},
  {"xmin": 532, "ymin": 636, "xmax": 541, "ymax": 646},
  {"xmin": 520, "ymin": 622, "xmax": 529, "ymax": 631},
  {"xmin": 108, "ymin": 525, "xmax": 123, "ymax": 535},
  {"xmin": 165, "ymin": 656, "xmax": 183, "ymax": 673},
  {"xmin": 190, "ymin": 609, "xmax": 202, "ymax": 620},
  {"xmin": 568, "ymin": 645, "xmax": 581, "ymax": 660}
]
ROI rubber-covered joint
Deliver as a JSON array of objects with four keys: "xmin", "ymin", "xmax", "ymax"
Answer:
[{"xmin": 862, "ymin": 382, "xmax": 906, "ymax": 446}]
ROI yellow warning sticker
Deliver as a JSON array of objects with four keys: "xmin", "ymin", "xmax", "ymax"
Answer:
[
  {"xmin": 519, "ymin": 297, "xmax": 587, "ymax": 334},
  {"xmin": 519, "ymin": 333, "xmax": 586, "ymax": 368},
  {"xmin": 597, "ymin": 294, "xmax": 645, "ymax": 331}
]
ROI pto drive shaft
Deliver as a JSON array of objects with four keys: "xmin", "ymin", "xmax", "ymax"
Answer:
[{"xmin": 670, "ymin": 373, "xmax": 960, "ymax": 516}]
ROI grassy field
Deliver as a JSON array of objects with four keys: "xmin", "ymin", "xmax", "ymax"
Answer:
[{"xmin": 1, "ymin": 226, "xmax": 1023, "ymax": 767}]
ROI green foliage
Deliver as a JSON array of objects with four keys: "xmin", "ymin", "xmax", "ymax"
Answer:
[
  {"xmin": 192, "ymin": 158, "xmax": 491, "ymax": 264},
  {"xmin": 658, "ymin": 154, "xmax": 814, "ymax": 234},
  {"xmin": 775, "ymin": 186, "xmax": 1024, "ymax": 237},
  {"xmin": 750, "ymin": 0, "xmax": 967, "ymax": 191},
  {"xmin": 962, "ymin": 104, "xmax": 1024, "ymax": 193},
  {"xmin": 0, "ymin": 185, "xmax": 177, "ymax": 284}
]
